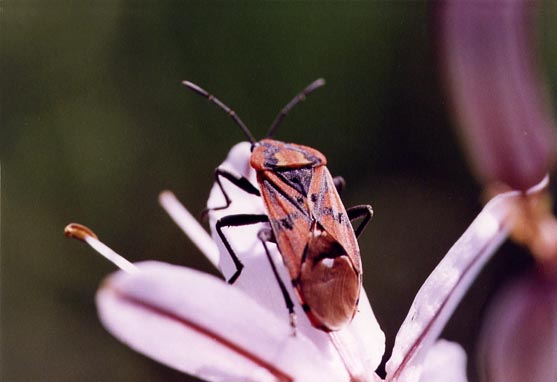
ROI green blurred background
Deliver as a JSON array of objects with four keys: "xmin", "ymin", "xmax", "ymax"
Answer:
[{"xmin": 2, "ymin": 2, "xmax": 556, "ymax": 381}]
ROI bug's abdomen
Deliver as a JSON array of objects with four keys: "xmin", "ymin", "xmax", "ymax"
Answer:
[{"xmin": 298, "ymin": 223, "xmax": 360, "ymax": 331}]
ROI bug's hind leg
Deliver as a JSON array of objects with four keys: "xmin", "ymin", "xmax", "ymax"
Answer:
[
  {"xmin": 202, "ymin": 167, "xmax": 261, "ymax": 219},
  {"xmin": 258, "ymin": 228, "xmax": 297, "ymax": 335},
  {"xmin": 346, "ymin": 204, "xmax": 374, "ymax": 238}
]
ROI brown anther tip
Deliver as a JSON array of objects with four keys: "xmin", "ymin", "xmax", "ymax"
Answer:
[
  {"xmin": 64, "ymin": 223, "xmax": 98, "ymax": 241},
  {"xmin": 159, "ymin": 189, "xmax": 173, "ymax": 200}
]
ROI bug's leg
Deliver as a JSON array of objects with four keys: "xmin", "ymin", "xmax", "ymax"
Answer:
[
  {"xmin": 346, "ymin": 204, "xmax": 374, "ymax": 238},
  {"xmin": 333, "ymin": 176, "xmax": 346, "ymax": 194},
  {"xmin": 258, "ymin": 228, "xmax": 297, "ymax": 335},
  {"xmin": 202, "ymin": 168, "xmax": 261, "ymax": 218},
  {"xmin": 216, "ymin": 214, "xmax": 268, "ymax": 284}
]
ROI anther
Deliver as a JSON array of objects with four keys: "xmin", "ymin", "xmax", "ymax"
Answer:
[
  {"xmin": 64, "ymin": 223, "xmax": 98, "ymax": 241},
  {"xmin": 64, "ymin": 223, "xmax": 138, "ymax": 274}
]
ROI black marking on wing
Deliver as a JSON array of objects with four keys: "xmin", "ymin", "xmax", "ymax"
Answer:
[
  {"xmin": 276, "ymin": 167, "xmax": 313, "ymax": 196},
  {"xmin": 277, "ymin": 214, "xmax": 296, "ymax": 230},
  {"xmin": 262, "ymin": 179, "xmax": 309, "ymax": 217},
  {"xmin": 337, "ymin": 212, "xmax": 344, "ymax": 223},
  {"xmin": 311, "ymin": 171, "xmax": 353, "ymax": 232},
  {"xmin": 301, "ymin": 240, "xmax": 309, "ymax": 264}
]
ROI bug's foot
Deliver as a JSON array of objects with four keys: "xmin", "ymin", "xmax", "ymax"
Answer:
[{"xmin": 289, "ymin": 312, "xmax": 297, "ymax": 337}]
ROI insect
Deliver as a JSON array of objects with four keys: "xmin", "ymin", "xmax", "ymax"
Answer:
[{"xmin": 184, "ymin": 78, "xmax": 373, "ymax": 332}]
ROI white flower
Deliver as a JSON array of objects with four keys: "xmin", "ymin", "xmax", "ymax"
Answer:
[{"xmin": 67, "ymin": 143, "xmax": 547, "ymax": 382}]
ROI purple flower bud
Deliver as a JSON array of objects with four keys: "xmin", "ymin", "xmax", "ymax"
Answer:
[
  {"xmin": 478, "ymin": 272, "xmax": 557, "ymax": 382},
  {"xmin": 440, "ymin": 1, "xmax": 556, "ymax": 190}
]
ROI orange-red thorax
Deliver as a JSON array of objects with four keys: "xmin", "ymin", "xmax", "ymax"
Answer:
[{"xmin": 250, "ymin": 139, "xmax": 327, "ymax": 171}]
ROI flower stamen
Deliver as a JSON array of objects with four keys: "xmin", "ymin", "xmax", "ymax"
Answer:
[
  {"xmin": 159, "ymin": 190, "xmax": 220, "ymax": 268},
  {"xmin": 64, "ymin": 223, "xmax": 139, "ymax": 274}
]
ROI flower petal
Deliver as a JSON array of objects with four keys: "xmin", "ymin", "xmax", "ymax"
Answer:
[
  {"xmin": 207, "ymin": 142, "xmax": 385, "ymax": 379},
  {"xmin": 478, "ymin": 272, "xmax": 557, "ymax": 382},
  {"xmin": 419, "ymin": 340, "xmax": 468, "ymax": 382},
  {"xmin": 440, "ymin": 1, "xmax": 556, "ymax": 190},
  {"xmin": 97, "ymin": 261, "xmax": 347, "ymax": 382},
  {"xmin": 207, "ymin": 142, "xmax": 269, "ymax": 282},
  {"xmin": 328, "ymin": 289, "xmax": 385, "ymax": 381},
  {"xmin": 385, "ymin": 188, "xmax": 525, "ymax": 382}
]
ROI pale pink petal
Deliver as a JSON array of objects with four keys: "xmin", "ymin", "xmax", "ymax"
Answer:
[
  {"xmin": 478, "ymin": 272, "xmax": 557, "ymax": 382},
  {"xmin": 208, "ymin": 142, "xmax": 385, "ymax": 379},
  {"xmin": 97, "ymin": 261, "xmax": 347, "ymax": 382},
  {"xmin": 440, "ymin": 1, "xmax": 556, "ymax": 190},
  {"xmin": 385, "ymin": 189, "xmax": 524, "ymax": 382},
  {"xmin": 419, "ymin": 339, "xmax": 468, "ymax": 382}
]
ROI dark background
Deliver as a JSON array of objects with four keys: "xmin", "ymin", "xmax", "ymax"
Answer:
[{"xmin": 2, "ymin": 2, "xmax": 556, "ymax": 381}]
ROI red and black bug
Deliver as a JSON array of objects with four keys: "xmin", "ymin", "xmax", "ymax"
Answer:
[{"xmin": 184, "ymin": 79, "xmax": 373, "ymax": 332}]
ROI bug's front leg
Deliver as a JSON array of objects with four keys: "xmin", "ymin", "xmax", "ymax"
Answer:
[
  {"xmin": 202, "ymin": 168, "xmax": 261, "ymax": 218},
  {"xmin": 215, "ymin": 214, "xmax": 268, "ymax": 284},
  {"xmin": 346, "ymin": 204, "xmax": 374, "ymax": 238},
  {"xmin": 257, "ymin": 228, "xmax": 297, "ymax": 334}
]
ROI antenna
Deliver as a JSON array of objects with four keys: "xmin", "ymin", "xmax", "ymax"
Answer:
[
  {"xmin": 267, "ymin": 78, "xmax": 326, "ymax": 138},
  {"xmin": 182, "ymin": 81, "xmax": 256, "ymax": 144}
]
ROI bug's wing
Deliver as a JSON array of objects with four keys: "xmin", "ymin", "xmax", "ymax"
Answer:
[
  {"xmin": 258, "ymin": 171, "xmax": 312, "ymax": 281},
  {"xmin": 308, "ymin": 166, "xmax": 362, "ymax": 274}
]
